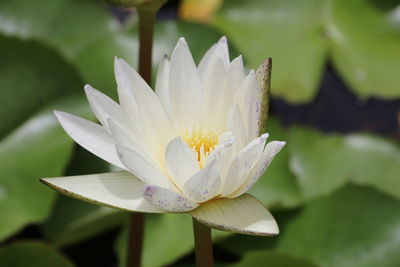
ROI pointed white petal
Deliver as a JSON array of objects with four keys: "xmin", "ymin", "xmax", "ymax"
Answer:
[
  {"xmin": 116, "ymin": 145, "xmax": 175, "ymax": 190},
  {"xmin": 165, "ymin": 137, "xmax": 200, "ymax": 190},
  {"xmin": 230, "ymin": 141, "xmax": 286, "ymax": 198},
  {"xmin": 183, "ymin": 160, "xmax": 221, "ymax": 203},
  {"xmin": 221, "ymin": 134, "xmax": 269, "ymax": 197},
  {"xmin": 235, "ymin": 71, "xmax": 259, "ymax": 141},
  {"xmin": 84, "ymin": 84, "xmax": 125, "ymax": 131},
  {"xmin": 114, "ymin": 58, "xmax": 173, "ymax": 153},
  {"xmin": 218, "ymin": 56, "xmax": 246, "ymax": 125},
  {"xmin": 169, "ymin": 38, "xmax": 203, "ymax": 125},
  {"xmin": 41, "ymin": 172, "xmax": 164, "ymax": 213},
  {"xmin": 54, "ymin": 111, "xmax": 124, "ymax": 169},
  {"xmin": 190, "ymin": 194, "xmax": 279, "ymax": 236},
  {"xmin": 228, "ymin": 105, "xmax": 247, "ymax": 153},
  {"xmin": 143, "ymin": 184, "xmax": 199, "ymax": 212},
  {"xmin": 155, "ymin": 55, "xmax": 171, "ymax": 116},
  {"xmin": 243, "ymin": 72, "xmax": 261, "ymax": 141},
  {"xmin": 198, "ymin": 36, "xmax": 230, "ymax": 77},
  {"xmin": 202, "ymin": 56, "xmax": 227, "ymax": 126}
]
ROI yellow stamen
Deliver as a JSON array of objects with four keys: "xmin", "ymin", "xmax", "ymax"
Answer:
[{"xmin": 181, "ymin": 125, "xmax": 219, "ymax": 167}]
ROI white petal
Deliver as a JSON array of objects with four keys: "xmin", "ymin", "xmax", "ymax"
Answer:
[
  {"xmin": 114, "ymin": 58, "xmax": 173, "ymax": 152},
  {"xmin": 235, "ymin": 71, "xmax": 259, "ymax": 141},
  {"xmin": 190, "ymin": 194, "xmax": 279, "ymax": 236},
  {"xmin": 54, "ymin": 111, "xmax": 124, "ymax": 169},
  {"xmin": 228, "ymin": 105, "xmax": 247, "ymax": 153},
  {"xmin": 143, "ymin": 184, "xmax": 199, "ymax": 212},
  {"xmin": 221, "ymin": 134, "xmax": 269, "ymax": 197},
  {"xmin": 41, "ymin": 172, "xmax": 164, "ymax": 213},
  {"xmin": 230, "ymin": 141, "xmax": 286, "ymax": 198},
  {"xmin": 165, "ymin": 137, "xmax": 200, "ymax": 190},
  {"xmin": 108, "ymin": 118, "xmax": 153, "ymax": 164},
  {"xmin": 218, "ymin": 55, "xmax": 246, "ymax": 123},
  {"xmin": 169, "ymin": 38, "xmax": 203, "ymax": 125},
  {"xmin": 84, "ymin": 84, "xmax": 125, "ymax": 131},
  {"xmin": 183, "ymin": 160, "xmax": 221, "ymax": 203},
  {"xmin": 155, "ymin": 55, "xmax": 171, "ymax": 116},
  {"xmin": 198, "ymin": 36, "xmax": 229, "ymax": 77},
  {"xmin": 207, "ymin": 133, "xmax": 235, "ymax": 186},
  {"xmin": 202, "ymin": 56, "xmax": 227, "ymax": 126},
  {"xmin": 116, "ymin": 145, "xmax": 175, "ymax": 190}
]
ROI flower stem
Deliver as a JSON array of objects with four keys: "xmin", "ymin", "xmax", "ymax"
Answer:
[
  {"xmin": 137, "ymin": 7, "xmax": 157, "ymax": 83},
  {"xmin": 127, "ymin": 213, "xmax": 145, "ymax": 267},
  {"xmin": 126, "ymin": 6, "xmax": 157, "ymax": 267},
  {"xmin": 193, "ymin": 219, "xmax": 214, "ymax": 267}
]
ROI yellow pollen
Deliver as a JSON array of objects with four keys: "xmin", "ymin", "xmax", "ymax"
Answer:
[{"xmin": 181, "ymin": 126, "xmax": 219, "ymax": 164}]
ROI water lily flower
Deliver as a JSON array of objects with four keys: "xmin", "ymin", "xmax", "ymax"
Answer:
[{"xmin": 41, "ymin": 37, "xmax": 285, "ymax": 236}]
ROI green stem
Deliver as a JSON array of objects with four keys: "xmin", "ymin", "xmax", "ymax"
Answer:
[
  {"xmin": 126, "ymin": 7, "xmax": 157, "ymax": 267},
  {"xmin": 193, "ymin": 219, "xmax": 214, "ymax": 267}
]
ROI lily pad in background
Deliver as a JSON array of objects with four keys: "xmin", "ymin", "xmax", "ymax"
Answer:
[
  {"xmin": 277, "ymin": 185, "xmax": 400, "ymax": 267},
  {"xmin": 0, "ymin": 36, "xmax": 92, "ymax": 241},
  {"xmin": 0, "ymin": 241, "xmax": 74, "ymax": 267},
  {"xmin": 0, "ymin": 0, "xmax": 233, "ymax": 100},
  {"xmin": 327, "ymin": 0, "xmax": 400, "ymax": 99},
  {"xmin": 0, "ymin": 0, "xmax": 132, "ymax": 98},
  {"xmin": 233, "ymin": 250, "xmax": 319, "ymax": 267},
  {"xmin": 211, "ymin": 0, "xmax": 400, "ymax": 102},
  {"xmin": 288, "ymin": 126, "xmax": 400, "ymax": 200},
  {"xmin": 211, "ymin": 0, "xmax": 328, "ymax": 102}
]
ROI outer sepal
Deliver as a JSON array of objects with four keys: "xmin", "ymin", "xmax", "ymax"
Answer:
[{"xmin": 256, "ymin": 58, "xmax": 272, "ymax": 135}]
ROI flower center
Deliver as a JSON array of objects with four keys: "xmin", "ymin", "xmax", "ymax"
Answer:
[{"xmin": 181, "ymin": 126, "xmax": 219, "ymax": 167}]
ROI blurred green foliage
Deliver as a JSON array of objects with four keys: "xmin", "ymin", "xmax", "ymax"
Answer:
[
  {"xmin": 213, "ymin": 0, "xmax": 400, "ymax": 102},
  {"xmin": 0, "ymin": 0, "xmax": 399, "ymax": 266}
]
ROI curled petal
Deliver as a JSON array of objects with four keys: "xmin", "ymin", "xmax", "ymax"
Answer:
[
  {"xmin": 222, "ymin": 134, "xmax": 269, "ymax": 197},
  {"xmin": 183, "ymin": 160, "xmax": 221, "ymax": 203},
  {"xmin": 230, "ymin": 141, "xmax": 286, "ymax": 198}
]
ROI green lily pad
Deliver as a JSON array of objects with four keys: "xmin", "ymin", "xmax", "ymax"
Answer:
[
  {"xmin": 288, "ymin": 127, "xmax": 400, "ymax": 200},
  {"xmin": 0, "ymin": 0, "xmax": 132, "ymax": 98},
  {"xmin": 115, "ymin": 213, "xmax": 231, "ymax": 267},
  {"xmin": 0, "ymin": 0, "xmax": 232, "ymax": 100},
  {"xmin": 212, "ymin": 0, "xmax": 328, "ymax": 102},
  {"xmin": 212, "ymin": 0, "xmax": 400, "ymax": 102},
  {"xmin": 0, "ymin": 241, "xmax": 74, "ymax": 267},
  {"xmin": 233, "ymin": 250, "xmax": 319, "ymax": 267},
  {"xmin": 327, "ymin": 0, "xmax": 400, "ymax": 99},
  {"xmin": 277, "ymin": 185, "xmax": 400, "ymax": 267},
  {"xmin": 0, "ymin": 36, "xmax": 91, "ymax": 241}
]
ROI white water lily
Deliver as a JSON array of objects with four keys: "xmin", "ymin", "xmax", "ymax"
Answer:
[{"xmin": 41, "ymin": 37, "xmax": 285, "ymax": 236}]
